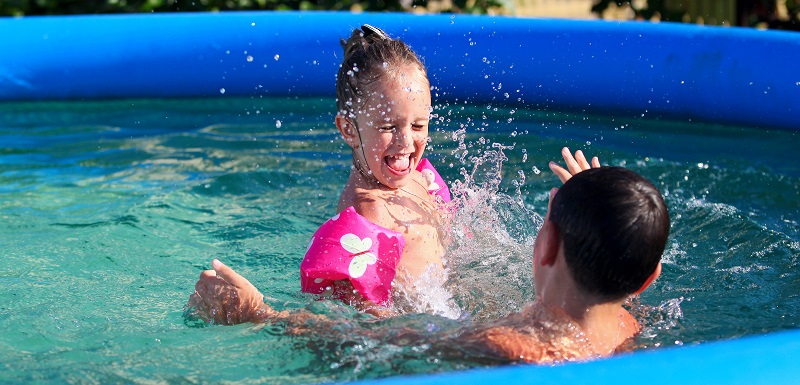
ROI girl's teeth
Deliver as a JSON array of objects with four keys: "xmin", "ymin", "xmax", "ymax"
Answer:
[{"xmin": 386, "ymin": 154, "xmax": 410, "ymax": 171}]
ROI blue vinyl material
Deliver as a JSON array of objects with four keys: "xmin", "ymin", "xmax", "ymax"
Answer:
[{"xmin": 1, "ymin": 12, "xmax": 798, "ymax": 130}]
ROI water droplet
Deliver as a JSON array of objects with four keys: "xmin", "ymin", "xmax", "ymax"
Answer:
[
  {"xmin": 246, "ymin": 55, "xmax": 253, "ymax": 62},
  {"xmin": 275, "ymin": 120, "xmax": 282, "ymax": 128},
  {"xmin": 274, "ymin": 54, "xmax": 280, "ymax": 61},
  {"xmin": 219, "ymin": 88, "xmax": 225, "ymax": 94}
]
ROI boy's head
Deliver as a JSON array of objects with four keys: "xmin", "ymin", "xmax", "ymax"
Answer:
[
  {"xmin": 546, "ymin": 167, "xmax": 670, "ymax": 301},
  {"xmin": 335, "ymin": 25, "xmax": 429, "ymax": 120}
]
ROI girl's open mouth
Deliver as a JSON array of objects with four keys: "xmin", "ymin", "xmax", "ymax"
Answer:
[{"xmin": 385, "ymin": 154, "xmax": 413, "ymax": 175}]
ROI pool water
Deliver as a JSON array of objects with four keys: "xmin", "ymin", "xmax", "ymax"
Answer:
[{"xmin": 1, "ymin": 97, "xmax": 798, "ymax": 383}]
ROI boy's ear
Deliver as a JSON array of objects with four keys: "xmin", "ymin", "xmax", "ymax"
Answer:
[
  {"xmin": 535, "ymin": 188, "xmax": 561, "ymax": 267},
  {"xmin": 335, "ymin": 115, "xmax": 358, "ymax": 149},
  {"xmin": 535, "ymin": 220, "xmax": 560, "ymax": 267},
  {"xmin": 634, "ymin": 262, "xmax": 662, "ymax": 295}
]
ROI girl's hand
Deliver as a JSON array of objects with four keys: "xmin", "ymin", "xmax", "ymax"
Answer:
[
  {"xmin": 187, "ymin": 259, "xmax": 274, "ymax": 325},
  {"xmin": 549, "ymin": 147, "xmax": 601, "ymax": 183}
]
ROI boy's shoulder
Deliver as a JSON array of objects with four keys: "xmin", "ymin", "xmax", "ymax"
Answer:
[
  {"xmin": 465, "ymin": 305, "xmax": 597, "ymax": 364},
  {"xmin": 471, "ymin": 325, "xmax": 548, "ymax": 363},
  {"xmin": 475, "ymin": 323, "xmax": 596, "ymax": 364}
]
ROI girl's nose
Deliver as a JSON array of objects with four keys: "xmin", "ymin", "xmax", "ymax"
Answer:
[{"xmin": 394, "ymin": 126, "xmax": 415, "ymax": 148}]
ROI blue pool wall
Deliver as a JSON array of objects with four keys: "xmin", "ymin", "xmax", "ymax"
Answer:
[
  {"xmin": 1, "ymin": 11, "xmax": 798, "ymax": 131},
  {"xmin": 2, "ymin": 10, "xmax": 800, "ymax": 385}
]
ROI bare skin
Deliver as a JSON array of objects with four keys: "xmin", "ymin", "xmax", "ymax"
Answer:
[{"xmin": 549, "ymin": 147, "xmax": 601, "ymax": 183}]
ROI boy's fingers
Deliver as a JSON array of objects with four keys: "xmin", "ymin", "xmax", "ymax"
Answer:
[
  {"xmin": 574, "ymin": 150, "xmax": 590, "ymax": 170},
  {"xmin": 560, "ymin": 147, "xmax": 583, "ymax": 175},
  {"xmin": 591, "ymin": 156, "xmax": 601, "ymax": 168},
  {"xmin": 212, "ymin": 259, "xmax": 252, "ymax": 289},
  {"xmin": 548, "ymin": 162, "xmax": 570, "ymax": 183}
]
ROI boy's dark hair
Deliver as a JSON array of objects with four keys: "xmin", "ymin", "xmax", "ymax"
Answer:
[
  {"xmin": 549, "ymin": 167, "xmax": 670, "ymax": 300},
  {"xmin": 335, "ymin": 25, "xmax": 428, "ymax": 119}
]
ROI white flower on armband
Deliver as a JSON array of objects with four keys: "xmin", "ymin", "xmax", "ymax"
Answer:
[
  {"xmin": 339, "ymin": 233, "xmax": 377, "ymax": 278},
  {"xmin": 421, "ymin": 168, "xmax": 440, "ymax": 192}
]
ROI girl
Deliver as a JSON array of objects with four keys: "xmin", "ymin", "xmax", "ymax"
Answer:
[
  {"xmin": 299, "ymin": 25, "xmax": 450, "ymax": 316},
  {"xmin": 189, "ymin": 25, "xmax": 454, "ymax": 320}
]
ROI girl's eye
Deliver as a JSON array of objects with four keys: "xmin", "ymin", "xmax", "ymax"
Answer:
[
  {"xmin": 378, "ymin": 126, "xmax": 396, "ymax": 132},
  {"xmin": 411, "ymin": 124, "xmax": 426, "ymax": 131}
]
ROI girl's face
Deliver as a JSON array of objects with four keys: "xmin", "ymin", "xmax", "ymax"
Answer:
[{"xmin": 348, "ymin": 66, "xmax": 432, "ymax": 189}]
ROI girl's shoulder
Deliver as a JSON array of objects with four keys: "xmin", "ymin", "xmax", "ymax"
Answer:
[
  {"xmin": 349, "ymin": 190, "xmax": 400, "ymax": 230},
  {"xmin": 348, "ymin": 179, "xmax": 434, "ymax": 231}
]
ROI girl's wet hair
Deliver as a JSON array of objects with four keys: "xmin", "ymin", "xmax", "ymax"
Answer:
[
  {"xmin": 335, "ymin": 25, "xmax": 428, "ymax": 119},
  {"xmin": 549, "ymin": 167, "xmax": 670, "ymax": 301}
]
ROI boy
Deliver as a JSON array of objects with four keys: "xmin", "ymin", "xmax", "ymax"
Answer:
[{"xmin": 188, "ymin": 166, "xmax": 669, "ymax": 363}]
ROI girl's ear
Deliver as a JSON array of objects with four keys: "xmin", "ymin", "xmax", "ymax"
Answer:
[{"xmin": 335, "ymin": 114, "xmax": 358, "ymax": 149}]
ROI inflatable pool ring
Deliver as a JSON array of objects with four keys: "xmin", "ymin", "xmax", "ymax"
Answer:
[{"xmin": 300, "ymin": 158, "xmax": 449, "ymax": 305}]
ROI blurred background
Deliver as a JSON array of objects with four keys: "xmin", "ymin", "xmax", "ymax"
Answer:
[{"xmin": 1, "ymin": 0, "xmax": 798, "ymax": 30}]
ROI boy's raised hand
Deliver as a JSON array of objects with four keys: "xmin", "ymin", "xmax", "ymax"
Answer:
[
  {"xmin": 187, "ymin": 259, "xmax": 273, "ymax": 325},
  {"xmin": 549, "ymin": 147, "xmax": 601, "ymax": 183}
]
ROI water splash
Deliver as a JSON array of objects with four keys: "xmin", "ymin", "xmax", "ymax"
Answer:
[{"xmin": 442, "ymin": 140, "xmax": 542, "ymax": 321}]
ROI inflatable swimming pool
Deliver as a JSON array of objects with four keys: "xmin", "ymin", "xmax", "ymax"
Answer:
[
  {"xmin": 2, "ymin": 11, "xmax": 799, "ymax": 385},
  {"xmin": 3, "ymin": 11, "xmax": 798, "ymax": 131}
]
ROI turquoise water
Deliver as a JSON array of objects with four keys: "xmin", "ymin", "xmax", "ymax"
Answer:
[{"xmin": 1, "ymin": 97, "xmax": 798, "ymax": 383}]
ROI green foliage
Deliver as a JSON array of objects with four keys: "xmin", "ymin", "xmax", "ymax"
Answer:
[
  {"xmin": 0, "ymin": 0, "xmax": 504, "ymax": 16},
  {"xmin": 591, "ymin": 0, "xmax": 798, "ymax": 29},
  {"xmin": 590, "ymin": 0, "xmax": 686, "ymax": 21}
]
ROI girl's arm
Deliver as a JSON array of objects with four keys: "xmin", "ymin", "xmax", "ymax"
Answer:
[
  {"xmin": 186, "ymin": 260, "xmax": 538, "ymax": 363},
  {"xmin": 187, "ymin": 259, "xmax": 277, "ymax": 325},
  {"xmin": 188, "ymin": 259, "xmax": 338, "ymax": 332}
]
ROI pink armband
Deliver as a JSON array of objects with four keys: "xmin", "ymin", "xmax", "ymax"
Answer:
[
  {"xmin": 416, "ymin": 158, "xmax": 451, "ymax": 203},
  {"xmin": 300, "ymin": 206, "xmax": 404, "ymax": 306}
]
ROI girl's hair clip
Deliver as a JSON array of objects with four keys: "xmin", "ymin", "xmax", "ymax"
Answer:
[{"xmin": 361, "ymin": 24, "xmax": 390, "ymax": 40}]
